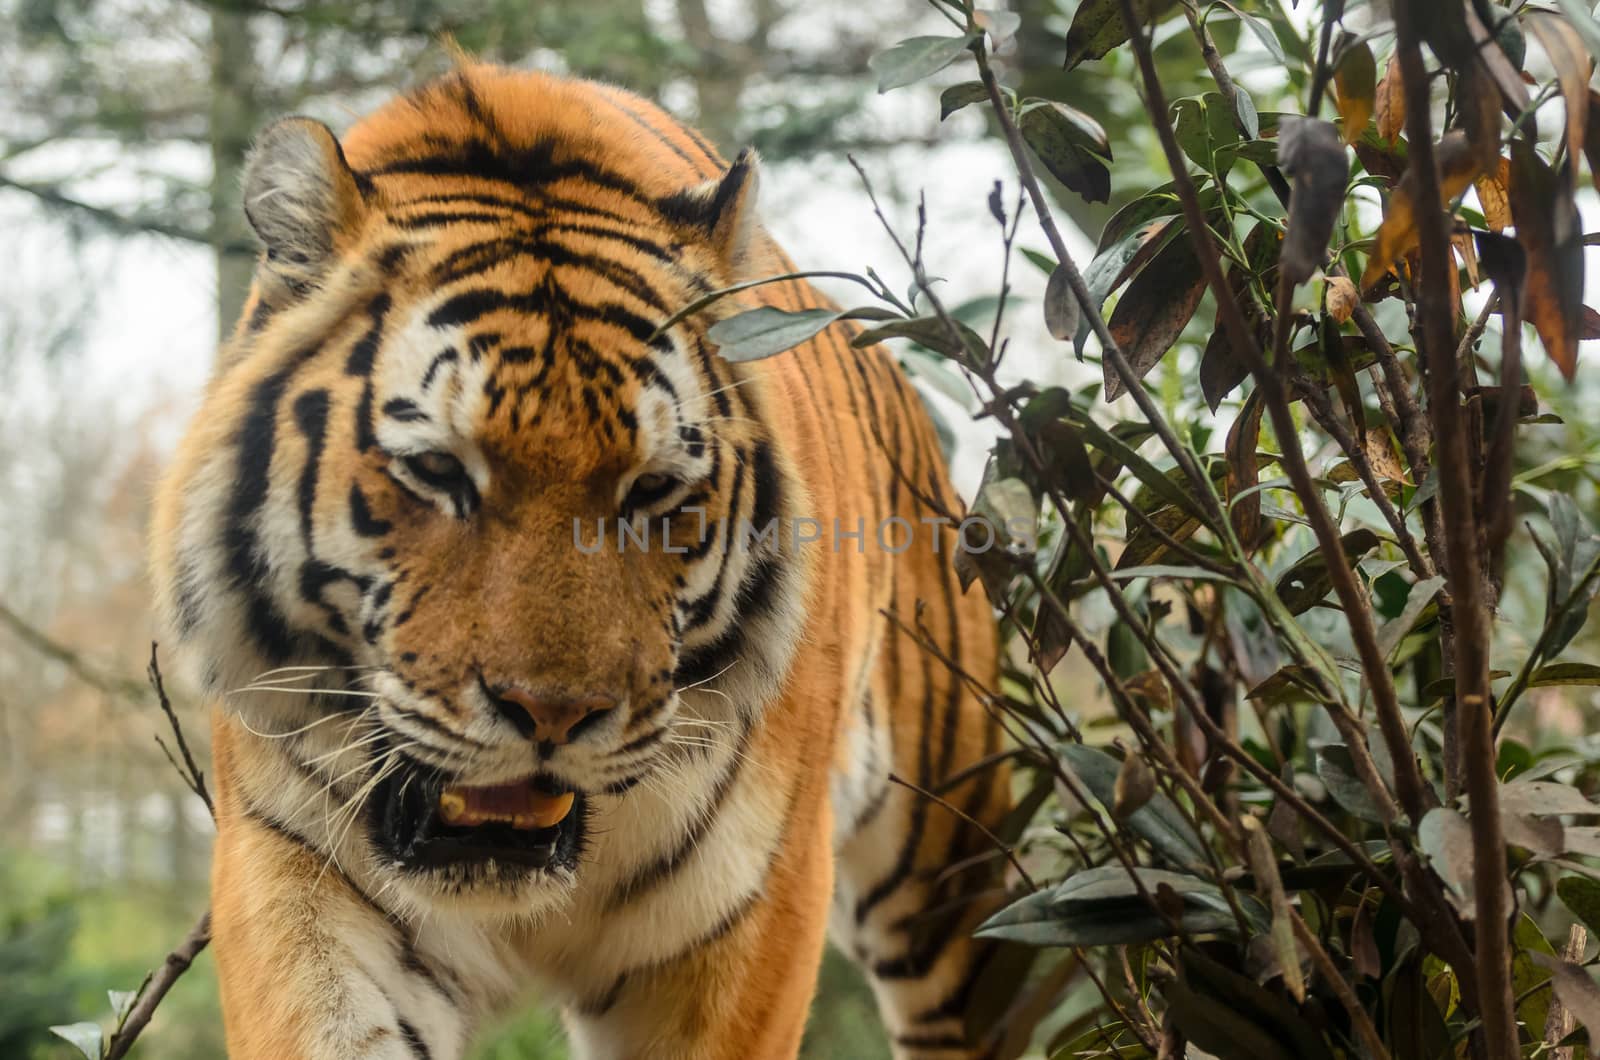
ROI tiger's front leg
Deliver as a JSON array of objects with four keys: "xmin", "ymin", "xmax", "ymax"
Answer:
[{"xmin": 210, "ymin": 739, "xmax": 480, "ymax": 1060}]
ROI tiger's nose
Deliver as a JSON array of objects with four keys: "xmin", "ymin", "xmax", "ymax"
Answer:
[{"xmin": 494, "ymin": 687, "xmax": 618, "ymax": 744}]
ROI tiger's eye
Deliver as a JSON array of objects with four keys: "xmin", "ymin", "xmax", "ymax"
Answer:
[
  {"xmin": 631, "ymin": 472, "xmax": 673, "ymax": 493},
  {"xmin": 405, "ymin": 451, "xmax": 466, "ymax": 482}
]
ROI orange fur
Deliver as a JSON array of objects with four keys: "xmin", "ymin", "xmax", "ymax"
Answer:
[{"xmin": 153, "ymin": 64, "xmax": 1008, "ymax": 1059}]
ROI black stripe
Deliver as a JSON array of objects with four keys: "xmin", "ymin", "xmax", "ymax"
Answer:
[
  {"xmin": 345, "ymin": 295, "xmax": 391, "ymax": 376},
  {"xmin": 606, "ymin": 722, "xmax": 751, "ymax": 909},
  {"xmin": 396, "ymin": 1018, "xmax": 432, "ymax": 1060},
  {"xmin": 349, "ymin": 483, "xmax": 392, "ymax": 537}
]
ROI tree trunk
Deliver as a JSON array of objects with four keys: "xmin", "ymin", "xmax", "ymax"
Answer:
[{"xmin": 208, "ymin": 9, "xmax": 262, "ymax": 339}]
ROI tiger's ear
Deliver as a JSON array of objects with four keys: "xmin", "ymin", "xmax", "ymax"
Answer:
[
  {"xmin": 241, "ymin": 117, "xmax": 366, "ymax": 294},
  {"xmin": 660, "ymin": 148, "xmax": 762, "ymax": 278}
]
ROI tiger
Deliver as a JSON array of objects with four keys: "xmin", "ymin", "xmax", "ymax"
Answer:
[{"xmin": 149, "ymin": 62, "xmax": 1011, "ymax": 1060}]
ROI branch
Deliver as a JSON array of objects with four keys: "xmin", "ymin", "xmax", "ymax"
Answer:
[
  {"xmin": 102, "ymin": 645, "xmax": 216, "ymax": 1060},
  {"xmin": 0, "ymin": 172, "xmax": 252, "ymax": 253},
  {"xmin": 148, "ymin": 645, "xmax": 214, "ymax": 818},
  {"xmin": 0, "ymin": 599, "xmax": 149, "ymax": 702},
  {"xmin": 1392, "ymin": 5, "xmax": 1514, "ymax": 1053},
  {"xmin": 103, "ymin": 912, "xmax": 213, "ymax": 1060}
]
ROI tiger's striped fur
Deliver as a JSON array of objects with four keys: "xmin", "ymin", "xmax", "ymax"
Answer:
[{"xmin": 149, "ymin": 64, "xmax": 1009, "ymax": 1059}]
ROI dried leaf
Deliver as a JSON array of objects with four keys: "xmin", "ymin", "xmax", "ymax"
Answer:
[
  {"xmin": 1334, "ymin": 39, "xmax": 1377, "ymax": 145},
  {"xmin": 1326, "ymin": 275, "xmax": 1359, "ymax": 323},
  {"xmin": 1527, "ymin": 11, "xmax": 1594, "ymax": 186},
  {"xmin": 1104, "ymin": 234, "xmax": 1207, "ymax": 400},
  {"xmin": 1475, "ymin": 157, "xmax": 1513, "ymax": 232},
  {"xmin": 1464, "ymin": 2, "xmax": 1534, "ymax": 118},
  {"xmin": 1454, "ymin": 228, "xmax": 1480, "ymax": 290},
  {"xmin": 1584, "ymin": 88, "xmax": 1600, "ymax": 193},
  {"xmin": 1510, "ymin": 140, "xmax": 1584, "ymax": 379},
  {"xmin": 1242, "ymin": 816, "xmax": 1306, "ymax": 1002},
  {"xmin": 1278, "ymin": 118, "xmax": 1349, "ymax": 284},
  {"xmin": 1227, "ymin": 388, "xmax": 1266, "ymax": 545},
  {"xmin": 1457, "ymin": 59, "xmax": 1503, "ymax": 175},
  {"xmin": 1376, "ymin": 54, "xmax": 1406, "ymax": 143},
  {"xmin": 1112, "ymin": 751, "xmax": 1157, "ymax": 819},
  {"xmin": 1361, "ymin": 131, "xmax": 1482, "ymax": 290}
]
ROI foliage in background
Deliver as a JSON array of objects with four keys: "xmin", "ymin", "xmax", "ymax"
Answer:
[{"xmin": 702, "ymin": 0, "xmax": 1600, "ymax": 1055}]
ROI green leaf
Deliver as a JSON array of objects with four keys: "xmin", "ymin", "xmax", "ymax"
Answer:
[
  {"xmin": 108, "ymin": 989, "xmax": 138, "ymax": 1025},
  {"xmin": 1530, "ymin": 662, "xmax": 1600, "ymax": 688},
  {"xmin": 1273, "ymin": 528, "xmax": 1382, "ymax": 614},
  {"xmin": 1419, "ymin": 808, "xmax": 1478, "ymax": 912},
  {"xmin": 869, "ymin": 33, "xmax": 979, "ymax": 94},
  {"xmin": 1176, "ymin": 949, "xmax": 1336, "ymax": 1060},
  {"xmin": 1500, "ymin": 780, "xmax": 1600, "ymax": 817},
  {"xmin": 1063, "ymin": 0, "xmax": 1181, "ymax": 70},
  {"xmin": 50, "ymin": 1023, "xmax": 104, "ymax": 1060},
  {"xmin": 939, "ymin": 81, "xmax": 990, "ymax": 120},
  {"xmin": 1213, "ymin": 0, "xmax": 1288, "ymax": 64},
  {"xmin": 977, "ymin": 865, "xmax": 1244, "ymax": 948},
  {"xmin": 1018, "ymin": 101, "xmax": 1112, "ymax": 203},
  {"xmin": 852, "ymin": 314, "xmax": 990, "ymax": 364},
  {"xmin": 1376, "ymin": 575, "xmax": 1444, "ymax": 661},
  {"xmin": 1560, "ymin": 875, "xmax": 1600, "ymax": 937},
  {"xmin": 1314, "ymin": 742, "xmax": 1385, "ymax": 822},
  {"xmin": 1532, "ymin": 494, "xmax": 1600, "ymax": 656},
  {"xmin": 707, "ymin": 307, "xmax": 846, "ymax": 361},
  {"xmin": 1043, "ymin": 265, "xmax": 1081, "ymax": 342},
  {"xmin": 1060, "ymin": 744, "xmax": 1208, "ymax": 867}
]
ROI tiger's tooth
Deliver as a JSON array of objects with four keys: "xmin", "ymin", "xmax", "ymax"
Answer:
[
  {"xmin": 439, "ymin": 790, "xmax": 468, "ymax": 824},
  {"xmin": 526, "ymin": 790, "xmax": 576, "ymax": 828}
]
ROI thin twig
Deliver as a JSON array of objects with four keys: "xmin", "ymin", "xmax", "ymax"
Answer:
[
  {"xmin": 887, "ymin": 773, "xmax": 1035, "ymax": 891},
  {"xmin": 149, "ymin": 644, "xmax": 214, "ymax": 818},
  {"xmin": 103, "ymin": 912, "xmax": 214, "ymax": 1060},
  {"xmin": 102, "ymin": 645, "xmax": 217, "ymax": 1060}
]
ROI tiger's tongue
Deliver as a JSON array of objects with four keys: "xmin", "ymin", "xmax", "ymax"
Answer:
[{"xmin": 438, "ymin": 781, "xmax": 574, "ymax": 830}]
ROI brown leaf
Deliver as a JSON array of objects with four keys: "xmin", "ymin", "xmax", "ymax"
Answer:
[
  {"xmin": 1104, "ymin": 234, "xmax": 1207, "ymax": 400},
  {"xmin": 1457, "ymin": 59, "xmax": 1503, "ymax": 175},
  {"xmin": 1326, "ymin": 275, "xmax": 1359, "ymax": 324},
  {"xmin": 1376, "ymin": 54, "xmax": 1406, "ymax": 144},
  {"xmin": 1585, "ymin": 306, "xmax": 1600, "ymax": 342},
  {"xmin": 1365, "ymin": 430, "xmax": 1406, "ymax": 483},
  {"xmin": 1526, "ymin": 11, "xmax": 1593, "ymax": 187},
  {"xmin": 1510, "ymin": 140, "xmax": 1584, "ymax": 379},
  {"xmin": 1242, "ymin": 816, "xmax": 1306, "ymax": 1003},
  {"xmin": 1278, "ymin": 118, "xmax": 1349, "ymax": 285},
  {"xmin": 1475, "ymin": 157, "xmax": 1512, "ymax": 232},
  {"xmin": 1585, "ymin": 89, "xmax": 1600, "ymax": 194},
  {"xmin": 1334, "ymin": 40, "xmax": 1377, "ymax": 146},
  {"xmin": 1226, "ymin": 388, "xmax": 1265, "ymax": 546},
  {"xmin": 1463, "ymin": 1, "xmax": 1533, "ymax": 119},
  {"xmin": 1454, "ymin": 229, "xmax": 1480, "ymax": 290},
  {"xmin": 1361, "ymin": 131, "xmax": 1482, "ymax": 290},
  {"xmin": 1111, "ymin": 751, "xmax": 1156, "ymax": 819}
]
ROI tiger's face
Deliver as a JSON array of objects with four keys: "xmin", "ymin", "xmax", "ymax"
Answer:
[{"xmin": 151, "ymin": 83, "xmax": 806, "ymax": 913}]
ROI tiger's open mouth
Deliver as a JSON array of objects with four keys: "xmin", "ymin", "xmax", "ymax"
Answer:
[{"xmin": 372, "ymin": 763, "xmax": 586, "ymax": 874}]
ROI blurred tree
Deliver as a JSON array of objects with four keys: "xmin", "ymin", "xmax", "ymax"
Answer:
[{"xmin": 0, "ymin": 0, "xmax": 971, "ymax": 331}]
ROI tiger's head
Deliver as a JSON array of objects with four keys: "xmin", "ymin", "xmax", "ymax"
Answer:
[{"xmin": 149, "ymin": 68, "xmax": 809, "ymax": 914}]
